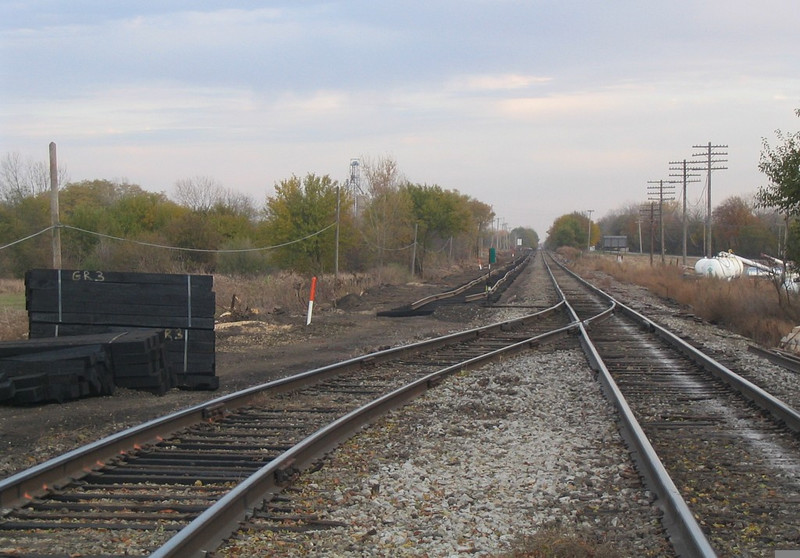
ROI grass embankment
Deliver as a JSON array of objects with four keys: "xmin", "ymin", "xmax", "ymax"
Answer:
[{"xmin": 572, "ymin": 250, "xmax": 800, "ymax": 348}]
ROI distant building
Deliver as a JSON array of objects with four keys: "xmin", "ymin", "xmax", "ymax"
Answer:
[{"xmin": 602, "ymin": 236, "xmax": 628, "ymax": 252}]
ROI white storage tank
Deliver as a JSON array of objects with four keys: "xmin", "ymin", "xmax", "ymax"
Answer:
[{"xmin": 694, "ymin": 252, "xmax": 745, "ymax": 280}]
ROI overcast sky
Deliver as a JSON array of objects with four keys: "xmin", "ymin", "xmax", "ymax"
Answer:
[{"xmin": 1, "ymin": 1, "xmax": 798, "ymax": 238}]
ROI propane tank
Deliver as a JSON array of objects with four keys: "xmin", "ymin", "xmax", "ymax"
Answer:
[{"xmin": 694, "ymin": 251, "xmax": 745, "ymax": 280}]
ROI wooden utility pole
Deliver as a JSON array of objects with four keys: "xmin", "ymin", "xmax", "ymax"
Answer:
[
  {"xmin": 637, "ymin": 218, "xmax": 643, "ymax": 254},
  {"xmin": 586, "ymin": 209, "xmax": 594, "ymax": 250},
  {"xmin": 649, "ymin": 203, "xmax": 655, "ymax": 266},
  {"xmin": 334, "ymin": 184, "xmax": 341, "ymax": 281},
  {"xmin": 691, "ymin": 142, "xmax": 728, "ymax": 258},
  {"xmin": 640, "ymin": 202, "xmax": 657, "ymax": 266},
  {"xmin": 647, "ymin": 179, "xmax": 676, "ymax": 263},
  {"xmin": 49, "ymin": 142, "xmax": 61, "ymax": 269},
  {"xmin": 669, "ymin": 159, "xmax": 700, "ymax": 266},
  {"xmin": 410, "ymin": 223, "xmax": 418, "ymax": 277}
]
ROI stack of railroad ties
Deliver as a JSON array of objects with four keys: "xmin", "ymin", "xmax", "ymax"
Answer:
[{"xmin": 0, "ymin": 269, "xmax": 217, "ymax": 405}]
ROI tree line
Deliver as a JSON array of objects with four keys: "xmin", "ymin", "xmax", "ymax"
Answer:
[
  {"xmin": 544, "ymin": 199, "xmax": 783, "ymax": 260},
  {"xmin": 0, "ymin": 155, "xmax": 539, "ymax": 278},
  {"xmin": 545, "ymin": 108, "xmax": 800, "ymax": 262}
]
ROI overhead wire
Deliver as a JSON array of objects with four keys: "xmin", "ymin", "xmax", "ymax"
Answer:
[{"xmin": 0, "ymin": 222, "xmax": 337, "ymax": 254}]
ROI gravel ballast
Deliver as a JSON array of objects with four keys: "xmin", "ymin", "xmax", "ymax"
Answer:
[{"xmin": 217, "ymin": 346, "xmax": 674, "ymax": 557}]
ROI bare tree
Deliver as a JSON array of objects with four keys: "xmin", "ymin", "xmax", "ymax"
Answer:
[
  {"xmin": 0, "ymin": 151, "xmax": 67, "ymax": 203},
  {"xmin": 173, "ymin": 176, "xmax": 258, "ymax": 223},
  {"xmin": 173, "ymin": 176, "xmax": 226, "ymax": 212},
  {"xmin": 220, "ymin": 189, "xmax": 258, "ymax": 220},
  {"xmin": 360, "ymin": 156, "xmax": 412, "ymax": 268}
]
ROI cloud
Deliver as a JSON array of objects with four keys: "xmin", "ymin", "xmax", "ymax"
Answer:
[{"xmin": 448, "ymin": 74, "xmax": 552, "ymax": 93}]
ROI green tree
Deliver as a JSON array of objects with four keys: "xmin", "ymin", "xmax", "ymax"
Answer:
[
  {"xmin": 403, "ymin": 183, "xmax": 471, "ymax": 275},
  {"xmin": 261, "ymin": 173, "xmax": 346, "ymax": 273},
  {"xmin": 545, "ymin": 212, "xmax": 589, "ymax": 250},
  {"xmin": 59, "ymin": 180, "xmax": 191, "ymax": 271},
  {"xmin": 755, "ymin": 108, "xmax": 800, "ymax": 261},
  {"xmin": 510, "ymin": 227, "xmax": 538, "ymax": 250},
  {"xmin": 59, "ymin": 180, "xmax": 127, "ymax": 266},
  {"xmin": 107, "ymin": 188, "xmax": 174, "ymax": 237},
  {"xmin": 0, "ymin": 194, "xmax": 51, "ymax": 275}
]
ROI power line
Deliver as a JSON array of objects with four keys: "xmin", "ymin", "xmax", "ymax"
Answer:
[
  {"xmin": 0, "ymin": 223, "xmax": 337, "ymax": 254},
  {"xmin": 0, "ymin": 226, "xmax": 56, "ymax": 251}
]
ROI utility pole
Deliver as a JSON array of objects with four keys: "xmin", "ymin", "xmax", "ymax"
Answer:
[
  {"xmin": 647, "ymin": 179, "xmax": 676, "ymax": 263},
  {"xmin": 639, "ymin": 202, "xmax": 657, "ymax": 266},
  {"xmin": 668, "ymin": 159, "xmax": 700, "ymax": 266},
  {"xmin": 691, "ymin": 142, "xmax": 728, "ymax": 258},
  {"xmin": 586, "ymin": 209, "xmax": 594, "ymax": 251},
  {"xmin": 348, "ymin": 158, "xmax": 361, "ymax": 215},
  {"xmin": 334, "ymin": 183, "xmax": 341, "ymax": 281},
  {"xmin": 410, "ymin": 223, "xmax": 418, "ymax": 277},
  {"xmin": 637, "ymin": 218, "xmax": 643, "ymax": 254},
  {"xmin": 49, "ymin": 142, "xmax": 61, "ymax": 269}
]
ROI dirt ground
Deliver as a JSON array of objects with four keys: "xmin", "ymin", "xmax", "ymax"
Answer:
[{"xmin": 0, "ymin": 266, "xmax": 494, "ymax": 478}]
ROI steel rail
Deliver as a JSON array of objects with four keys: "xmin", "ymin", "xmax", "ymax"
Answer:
[
  {"xmin": 543, "ymin": 252, "xmax": 718, "ymax": 558},
  {"xmin": 620, "ymin": 301, "xmax": 800, "ymax": 432},
  {"xmin": 554, "ymin": 254, "xmax": 800, "ymax": 434},
  {"xmin": 747, "ymin": 344, "xmax": 800, "ymax": 375},
  {"xmin": 409, "ymin": 273, "xmax": 488, "ymax": 309},
  {"xmin": 410, "ymin": 254, "xmax": 529, "ymax": 309},
  {"xmin": 464, "ymin": 256, "xmax": 529, "ymax": 303},
  {"xmin": 0, "ymin": 299, "xmax": 564, "ymax": 511},
  {"xmin": 152, "ymin": 320, "xmax": 579, "ymax": 557}
]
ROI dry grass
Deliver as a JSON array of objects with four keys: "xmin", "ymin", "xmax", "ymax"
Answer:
[
  {"xmin": 497, "ymin": 528, "xmax": 618, "ymax": 557},
  {"xmin": 0, "ymin": 279, "xmax": 26, "ymax": 341},
  {"xmin": 574, "ymin": 252, "xmax": 800, "ymax": 347},
  {"xmin": 213, "ymin": 264, "xmax": 415, "ymax": 317}
]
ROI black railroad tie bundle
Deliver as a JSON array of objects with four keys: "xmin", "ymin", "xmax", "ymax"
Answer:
[{"xmin": 0, "ymin": 269, "xmax": 218, "ymax": 405}]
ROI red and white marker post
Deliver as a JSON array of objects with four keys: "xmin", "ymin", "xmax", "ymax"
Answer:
[{"xmin": 306, "ymin": 276, "xmax": 317, "ymax": 325}]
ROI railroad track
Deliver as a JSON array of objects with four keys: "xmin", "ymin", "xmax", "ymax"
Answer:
[
  {"xmin": 2, "ymin": 251, "xmax": 799, "ymax": 557},
  {"xmin": 0, "ymin": 254, "xmax": 572, "ymax": 557},
  {"xmin": 377, "ymin": 252, "xmax": 531, "ymax": 316},
  {"xmin": 546, "ymin": 252, "xmax": 800, "ymax": 557}
]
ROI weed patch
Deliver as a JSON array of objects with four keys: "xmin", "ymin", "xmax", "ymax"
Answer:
[{"xmin": 498, "ymin": 528, "xmax": 618, "ymax": 557}]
